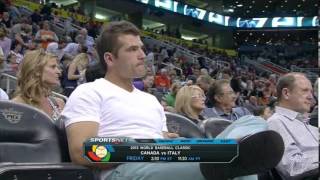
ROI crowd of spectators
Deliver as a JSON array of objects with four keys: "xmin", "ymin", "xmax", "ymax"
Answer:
[
  {"xmin": 0, "ymin": 1, "xmax": 318, "ymax": 180},
  {"xmin": 0, "ymin": 0, "xmax": 310, "ymax": 119},
  {"xmin": 236, "ymin": 30, "xmax": 318, "ymax": 70},
  {"xmin": 0, "ymin": 1, "xmax": 317, "ymax": 117}
]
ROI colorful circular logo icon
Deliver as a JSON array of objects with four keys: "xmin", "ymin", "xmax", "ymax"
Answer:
[{"xmin": 87, "ymin": 145, "xmax": 111, "ymax": 162}]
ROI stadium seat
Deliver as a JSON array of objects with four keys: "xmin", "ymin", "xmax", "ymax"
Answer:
[
  {"xmin": 55, "ymin": 113, "xmax": 72, "ymax": 162},
  {"xmin": 165, "ymin": 112, "xmax": 205, "ymax": 138},
  {"xmin": 201, "ymin": 118, "xmax": 232, "ymax": 138},
  {"xmin": 200, "ymin": 130, "xmax": 285, "ymax": 180},
  {"xmin": 0, "ymin": 101, "xmax": 95, "ymax": 180},
  {"xmin": 258, "ymin": 162, "xmax": 319, "ymax": 180}
]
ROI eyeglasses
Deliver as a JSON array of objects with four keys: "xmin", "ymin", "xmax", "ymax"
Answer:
[{"xmin": 191, "ymin": 94, "xmax": 206, "ymax": 99}]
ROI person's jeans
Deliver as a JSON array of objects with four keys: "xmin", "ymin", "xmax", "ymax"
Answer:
[{"xmin": 101, "ymin": 162, "xmax": 206, "ymax": 180}]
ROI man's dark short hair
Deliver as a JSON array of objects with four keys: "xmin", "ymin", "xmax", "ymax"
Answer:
[{"xmin": 96, "ymin": 21, "xmax": 140, "ymax": 72}]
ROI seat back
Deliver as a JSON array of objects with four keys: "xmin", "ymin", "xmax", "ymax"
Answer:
[
  {"xmin": 202, "ymin": 118, "xmax": 232, "ymax": 138},
  {"xmin": 55, "ymin": 116, "xmax": 71, "ymax": 162},
  {"xmin": 0, "ymin": 101, "xmax": 62, "ymax": 163},
  {"xmin": 165, "ymin": 112, "xmax": 205, "ymax": 138}
]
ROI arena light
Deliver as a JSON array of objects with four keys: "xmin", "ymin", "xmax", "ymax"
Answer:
[
  {"xmin": 135, "ymin": 0, "xmax": 318, "ymax": 28},
  {"xmin": 181, "ymin": 35, "xmax": 196, "ymax": 41},
  {"xmin": 95, "ymin": 13, "xmax": 107, "ymax": 20},
  {"xmin": 226, "ymin": 9, "xmax": 234, "ymax": 13}
]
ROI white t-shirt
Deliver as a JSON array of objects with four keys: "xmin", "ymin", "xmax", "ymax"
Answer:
[
  {"xmin": 62, "ymin": 78, "xmax": 167, "ymax": 139},
  {"xmin": 146, "ymin": 52, "xmax": 154, "ymax": 62},
  {"xmin": 63, "ymin": 43, "xmax": 80, "ymax": 58},
  {"xmin": 0, "ymin": 88, "xmax": 9, "ymax": 100}
]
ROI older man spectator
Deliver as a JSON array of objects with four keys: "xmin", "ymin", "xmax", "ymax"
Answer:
[
  {"xmin": 202, "ymin": 79, "xmax": 251, "ymax": 121},
  {"xmin": 268, "ymin": 73, "xmax": 318, "ymax": 179},
  {"xmin": 78, "ymin": 28, "xmax": 94, "ymax": 49}
]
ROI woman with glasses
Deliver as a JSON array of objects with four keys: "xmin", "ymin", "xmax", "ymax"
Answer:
[
  {"xmin": 175, "ymin": 85, "xmax": 206, "ymax": 124},
  {"xmin": 12, "ymin": 49, "xmax": 64, "ymax": 121}
]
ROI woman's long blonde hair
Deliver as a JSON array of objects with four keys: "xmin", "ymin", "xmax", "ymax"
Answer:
[
  {"xmin": 175, "ymin": 85, "xmax": 204, "ymax": 118},
  {"xmin": 73, "ymin": 53, "xmax": 89, "ymax": 72},
  {"xmin": 15, "ymin": 49, "xmax": 57, "ymax": 107}
]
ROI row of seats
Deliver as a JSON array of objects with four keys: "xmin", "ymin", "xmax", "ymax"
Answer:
[
  {"xmin": 165, "ymin": 112, "xmax": 285, "ymax": 180},
  {"xmin": 165, "ymin": 112, "xmax": 233, "ymax": 138},
  {"xmin": 0, "ymin": 101, "xmax": 285, "ymax": 180},
  {"xmin": 0, "ymin": 101, "xmax": 95, "ymax": 179}
]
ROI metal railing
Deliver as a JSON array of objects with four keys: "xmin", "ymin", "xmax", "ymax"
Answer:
[
  {"xmin": 288, "ymin": 66, "xmax": 318, "ymax": 82},
  {"xmin": 143, "ymin": 36, "xmax": 230, "ymax": 69},
  {"xmin": 0, "ymin": 73, "xmax": 16, "ymax": 95},
  {"xmin": 161, "ymin": 63, "xmax": 183, "ymax": 75},
  {"xmin": 291, "ymin": 65, "xmax": 320, "ymax": 74},
  {"xmin": 261, "ymin": 61, "xmax": 290, "ymax": 73},
  {"xmin": 0, "ymin": 73, "xmax": 68, "ymax": 102},
  {"xmin": 242, "ymin": 57, "xmax": 273, "ymax": 74}
]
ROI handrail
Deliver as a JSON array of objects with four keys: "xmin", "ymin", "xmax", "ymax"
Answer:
[
  {"xmin": 144, "ymin": 36, "xmax": 231, "ymax": 69},
  {"xmin": 161, "ymin": 63, "xmax": 183, "ymax": 75},
  {"xmin": 0, "ymin": 73, "xmax": 16, "ymax": 95},
  {"xmin": 0, "ymin": 73, "xmax": 68, "ymax": 102},
  {"xmin": 52, "ymin": 91, "xmax": 68, "ymax": 102},
  {"xmin": 261, "ymin": 60, "xmax": 290, "ymax": 73},
  {"xmin": 242, "ymin": 57, "xmax": 273, "ymax": 74},
  {"xmin": 291, "ymin": 65, "xmax": 320, "ymax": 73}
]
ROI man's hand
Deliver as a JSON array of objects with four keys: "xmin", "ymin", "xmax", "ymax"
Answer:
[{"xmin": 163, "ymin": 132, "xmax": 180, "ymax": 139}]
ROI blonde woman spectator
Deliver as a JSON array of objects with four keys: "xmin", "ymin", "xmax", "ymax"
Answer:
[
  {"xmin": 12, "ymin": 49, "xmax": 64, "ymax": 121},
  {"xmin": 175, "ymin": 85, "xmax": 206, "ymax": 124},
  {"xmin": 67, "ymin": 46, "xmax": 89, "ymax": 85}
]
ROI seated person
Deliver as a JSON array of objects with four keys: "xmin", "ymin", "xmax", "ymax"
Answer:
[
  {"xmin": 154, "ymin": 68, "xmax": 171, "ymax": 92},
  {"xmin": 35, "ymin": 20, "xmax": 59, "ymax": 49},
  {"xmin": 62, "ymin": 21, "xmax": 281, "ymax": 180},
  {"xmin": 67, "ymin": 45, "xmax": 89, "ymax": 85},
  {"xmin": 161, "ymin": 82, "xmax": 181, "ymax": 112},
  {"xmin": 174, "ymin": 85, "xmax": 205, "ymax": 124},
  {"xmin": 202, "ymin": 79, "xmax": 251, "ymax": 121},
  {"xmin": 268, "ymin": 73, "xmax": 319, "ymax": 179},
  {"xmin": 12, "ymin": 49, "xmax": 64, "ymax": 121},
  {"xmin": 133, "ymin": 74, "xmax": 154, "ymax": 93}
]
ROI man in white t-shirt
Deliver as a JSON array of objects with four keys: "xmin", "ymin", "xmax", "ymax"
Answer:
[{"xmin": 62, "ymin": 21, "xmax": 279, "ymax": 180}]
